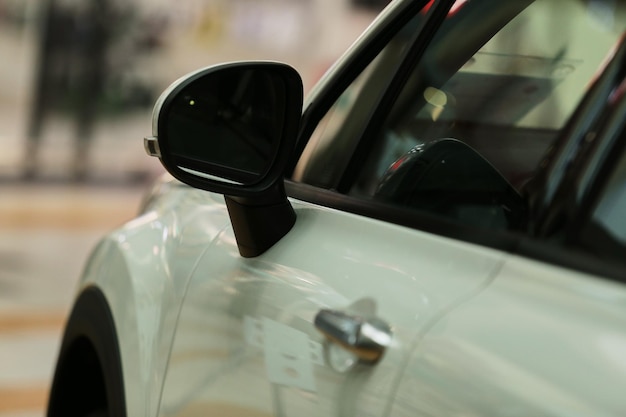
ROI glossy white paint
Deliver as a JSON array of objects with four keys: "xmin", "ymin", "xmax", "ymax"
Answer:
[
  {"xmin": 156, "ymin": 190, "xmax": 507, "ymax": 417},
  {"xmin": 76, "ymin": 173, "xmax": 626, "ymax": 417},
  {"xmin": 77, "ymin": 177, "xmax": 231, "ymax": 417},
  {"xmin": 391, "ymin": 255, "xmax": 626, "ymax": 416}
]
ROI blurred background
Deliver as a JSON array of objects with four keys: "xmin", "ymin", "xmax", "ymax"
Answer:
[{"xmin": 0, "ymin": 0, "xmax": 386, "ymax": 415}]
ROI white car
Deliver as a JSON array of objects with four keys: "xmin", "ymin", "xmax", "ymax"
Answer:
[{"xmin": 49, "ymin": 1, "xmax": 626, "ymax": 416}]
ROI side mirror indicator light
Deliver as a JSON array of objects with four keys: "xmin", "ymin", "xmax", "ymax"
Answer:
[{"xmin": 144, "ymin": 136, "xmax": 161, "ymax": 158}]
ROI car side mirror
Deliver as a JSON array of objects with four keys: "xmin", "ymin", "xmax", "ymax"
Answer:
[
  {"xmin": 145, "ymin": 62, "xmax": 304, "ymax": 257},
  {"xmin": 145, "ymin": 61, "xmax": 303, "ymax": 196}
]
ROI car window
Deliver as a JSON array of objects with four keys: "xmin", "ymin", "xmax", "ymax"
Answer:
[{"xmin": 293, "ymin": 0, "xmax": 625, "ymax": 232}]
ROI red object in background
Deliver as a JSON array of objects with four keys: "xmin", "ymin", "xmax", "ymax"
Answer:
[{"xmin": 422, "ymin": 0, "xmax": 468, "ymax": 16}]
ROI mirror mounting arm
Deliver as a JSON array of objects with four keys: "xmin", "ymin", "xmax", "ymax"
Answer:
[{"xmin": 224, "ymin": 181, "xmax": 296, "ymax": 258}]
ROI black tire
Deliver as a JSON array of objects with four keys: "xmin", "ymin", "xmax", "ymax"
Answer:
[{"xmin": 47, "ymin": 286, "xmax": 127, "ymax": 417}]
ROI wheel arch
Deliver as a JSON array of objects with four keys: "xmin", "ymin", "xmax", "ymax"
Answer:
[{"xmin": 47, "ymin": 286, "xmax": 126, "ymax": 417}]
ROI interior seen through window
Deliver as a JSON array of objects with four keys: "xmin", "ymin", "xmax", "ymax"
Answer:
[{"xmin": 293, "ymin": 0, "xmax": 624, "ymax": 232}]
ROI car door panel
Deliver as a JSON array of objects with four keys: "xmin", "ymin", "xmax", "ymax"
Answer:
[
  {"xmin": 158, "ymin": 194, "xmax": 508, "ymax": 417},
  {"xmin": 390, "ymin": 255, "xmax": 626, "ymax": 416}
]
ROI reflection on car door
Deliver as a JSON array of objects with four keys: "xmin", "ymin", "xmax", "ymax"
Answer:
[
  {"xmin": 157, "ymin": 196, "xmax": 507, "ymax": 417},
  {"xmin": 390, "ymin": 257, "xmax": 626, "ymax": 416},
  {"xmin": 389, "ymin": 71, "xmax": 626, "ymax": 417}
]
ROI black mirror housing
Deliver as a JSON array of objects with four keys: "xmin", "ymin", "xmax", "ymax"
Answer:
[
  {"xmin": 146, "ymin": 62, "xmax": 303, "ymax": 257},
  {"xmin": 146, "ymin": 61, "xmax": 303, "ymax": 197}
]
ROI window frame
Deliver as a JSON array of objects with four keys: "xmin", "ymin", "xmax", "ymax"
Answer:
[{"xmin": 287, "ymin": 0, "xmax": 455, "ymax": 176}]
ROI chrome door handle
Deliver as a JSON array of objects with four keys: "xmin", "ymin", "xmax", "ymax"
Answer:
[{"xmin": 314, "ymin": 309, "xmax": 392, "ymax": 365}]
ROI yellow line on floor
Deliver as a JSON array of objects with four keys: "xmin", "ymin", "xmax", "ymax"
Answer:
[
  {"xmin": 0, "ymin": 202, "xmax": 136, "ymax": 230},
  {"xmin": 0, "ymin": 312, "xmax": 66, "ymax": 333},
  {"xmin": 0, "ymin": 186, "xmax": 141, "ymax": 230},
  {"xmin": 0, "ymin": 385, "xmax": 49, "ymax": 413}
]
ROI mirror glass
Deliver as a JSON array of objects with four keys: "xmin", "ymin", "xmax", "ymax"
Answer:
[{"xmin": 162, "ymin": 66, "xmax": 290, "ymax": 184}]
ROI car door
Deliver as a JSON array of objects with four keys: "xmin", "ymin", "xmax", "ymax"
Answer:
[
  {"xmin": 289, "ymin": 0, "xmax": 624, "ymax": 415},
  {"xmin": 157, "ymin": 0, "xmax": 626, "ymax": 416},
  {"xmin": 156, "ymin": 1, "xmax": 510, "ymax": 416},
  {"xmin": 389, "ymin": 71, "xmax": 626, "ymax": 417},
  {"xmin": 157, "ymin": 197, "xmax": 507, "ymax": 417}
]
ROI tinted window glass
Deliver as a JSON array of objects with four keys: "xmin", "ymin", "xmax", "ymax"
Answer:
[
  {"xmin": 295, "ymin": 0, "xmax": 625, "ymax": 231},
  {"xmin": 354, "ymin": 0, "xmax": 622, "ymax": 194}
]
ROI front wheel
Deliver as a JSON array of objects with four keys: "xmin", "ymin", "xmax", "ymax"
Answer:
[{"xmin": 47, "ymin": 286, "xmax": 126, "ymax": 417}]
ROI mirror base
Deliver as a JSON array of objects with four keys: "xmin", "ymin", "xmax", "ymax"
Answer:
[{"xmin": 225, "ymin": 182, "xmax": 296, "ymax": 257}]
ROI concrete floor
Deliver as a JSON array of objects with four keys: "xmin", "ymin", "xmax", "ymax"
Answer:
[{"xmin": 0, "ymin": 183, "xmax": 147, "ymax": 417}]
